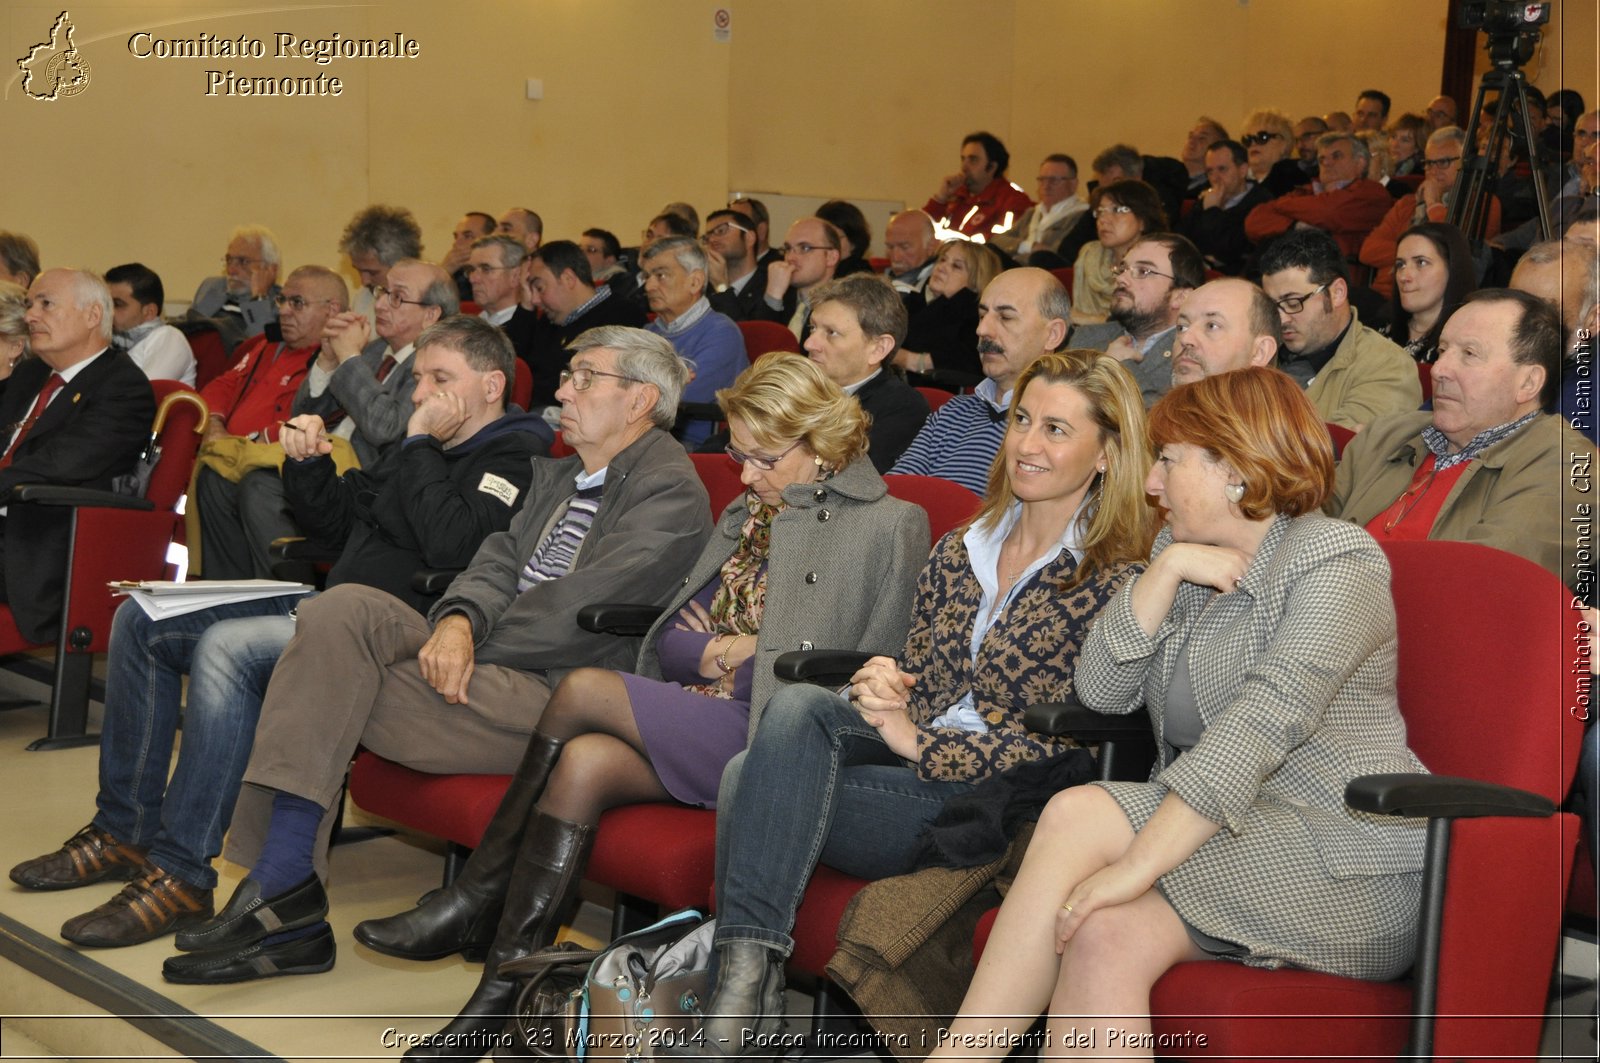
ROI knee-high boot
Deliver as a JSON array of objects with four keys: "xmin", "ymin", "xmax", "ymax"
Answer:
[
  {"xmin": 355, "ymin": 734, "xmax": 565, "ymax": 962},
  {"xmin": 403, "ymin": 811, "xmax": 596, "ymax": 1061}
]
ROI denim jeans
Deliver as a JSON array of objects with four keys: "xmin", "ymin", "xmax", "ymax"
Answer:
[
  {"xmin": 92, "ymin": 593, "xmax": 308, "ymax": 889},
  {"xmin": 712, "ymin": 684, "xmax": 970, "ymax": 954}
]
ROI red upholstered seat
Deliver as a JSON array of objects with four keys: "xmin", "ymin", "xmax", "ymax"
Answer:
[{"xmin": 735, "ymin": 320, "xmax": 800, "ymax": 362}]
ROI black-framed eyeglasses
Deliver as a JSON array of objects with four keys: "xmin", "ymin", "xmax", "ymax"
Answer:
[
  {"xmin": 373, "ymin": 286, "xmax": 428, "ymax": 308},
  {"xmin": 1111, "ymin": 262, "xmax": 1174, "ymax": 282},
  {"xmin": 1421, "ymin": 156, "xmax": 1463, "ymax": 169},
  {"xmin": 1092, "ymin": 205, "xmax": 1133, "ymax": 218},
  {"xmin": 780, "ymin": 242, "xmax": 831, "ymax": 256},
  {"xmin": 1242, "ymin": 132, "xmax": 1284, "ymax": 146},
  {"xmin": 725, "ymin": 440, "xmax": 801, "ymax": 471},
  {"xmin": 1272, "ymin": 284, "xmax": 1329, "ymax": 315},
  {"xmin": 559, "ymin": 367, "xmax": 639, "ymax": 391}
]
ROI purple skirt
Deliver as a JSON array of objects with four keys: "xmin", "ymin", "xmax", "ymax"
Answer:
[{"xmin": 623, "ymin": 673, "xmax": 750, "ymax": 807}]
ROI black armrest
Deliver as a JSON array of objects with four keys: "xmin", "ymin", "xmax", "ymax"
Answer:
[
  {"xmin": 1023, "ymin": 698, "xmax": 1156, "ymax": 743},
  {"xmin": 1344, "ymin": 773, "xmax": 1557, "ymax": 820},
  {"xmin": 270, "ymin": 537, "xmax": 340, "ymax": 564},
  {"xmin": 412, "ymin": 568, "xmax": 463, "ymax": 596},
  {"xmin": 11, "ymin": 484, "xmax": 155, "ymax": 511},
  {"xmin": 773, "ymin": 650, "xmax": 872, "ymax": 684},
  {"xmin": 576, "ymin": 603, "xmax": 665, "ymax": 636},
  {"xmin": 675, "ymin": 401, "xmax": 723, "ymax": 427}
]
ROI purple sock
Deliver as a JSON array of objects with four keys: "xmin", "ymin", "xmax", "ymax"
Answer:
[{"xmin": 251, "ymin": 791, "xmax": 323, "ymax": 897}]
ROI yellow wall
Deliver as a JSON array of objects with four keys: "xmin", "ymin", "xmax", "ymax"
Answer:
[{"xmin": 1, "ymin": 0, "xmax": 1593, "ymax": 299}]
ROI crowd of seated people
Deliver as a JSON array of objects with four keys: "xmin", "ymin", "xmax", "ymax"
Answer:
[{"xmin": 0, "ymin": 78, "xmax": 1595, "ymax": 1061}]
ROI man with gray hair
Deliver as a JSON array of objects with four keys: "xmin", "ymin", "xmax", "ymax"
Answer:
[
  {"xmin": 1246, "ymin": 131, "xmax": 1392, "ymax": 257},
  {"xmin": 468, "ymin": 234, "xmax": 541, "ymax": 369},
  {"xmin": 293, "ymin": 258, "xmax": 460, "ymax": 467},
  {"xmin": 2, "ymin": 268, "xmax": 153, "ymax": 642},
  {"xmin": 187, "ymin": 225, "xmax": 282, "ymax": 354},
  {"xmin": 339, "ymin": 205, "xmax": 424, "ymax": 324},
  {"xmin": 641, "ymin": 236, "xmax": 745, "ymax": 446},
  {"xmin": 160, "ymin": 326, "xmax": 713, "ymax": 984}
]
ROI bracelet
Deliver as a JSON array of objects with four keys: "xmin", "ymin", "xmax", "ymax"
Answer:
[{"xmin": 714, "ymin": 634, "xmax": 742, "ymax": 676}]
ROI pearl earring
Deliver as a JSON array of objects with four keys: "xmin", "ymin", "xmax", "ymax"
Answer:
[{"xmin": 1224, "ymin": 483, "xmax": 1246, "ymax": 504}]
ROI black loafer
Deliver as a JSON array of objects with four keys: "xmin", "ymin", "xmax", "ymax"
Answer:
[
  {"xmin": 163, "ymin": 923, "xmax": 335, "ymax": 984},
  {"xmin": 173, "ymin": 874, "xmax": 327, "ymax": 953}
]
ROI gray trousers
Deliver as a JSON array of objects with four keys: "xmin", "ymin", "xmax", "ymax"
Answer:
[
  {"xmin": 195, "ymin": 466, "xmax": 300, "ymax": 579},
  {"xmin": 224, "ymin": 583, "xmax": 552, "ymax": 872}
]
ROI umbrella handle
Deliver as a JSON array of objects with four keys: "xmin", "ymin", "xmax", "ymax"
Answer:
[{"xmin": 152, "ymin": 390, "xmax": 211, "ymax": 437}]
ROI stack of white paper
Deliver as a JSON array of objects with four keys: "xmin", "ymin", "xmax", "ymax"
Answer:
[{"xmin": 110, "ymin": 579, "xmax": 312, "ymax": 621}]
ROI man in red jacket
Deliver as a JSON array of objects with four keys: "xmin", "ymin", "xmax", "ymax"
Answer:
[
  {"xmin": 194, "ymin": 265, "xmax": 346, "ymax": 578},
  {"xmin": 923, "ymin": 131, "xmax": 1034, "ymax": 241},
  {"xmin": 1245, "ymin": 132, "xmax": 1392, "ymax": 258}
]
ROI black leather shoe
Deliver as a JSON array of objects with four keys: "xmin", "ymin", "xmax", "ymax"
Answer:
[
  {"xmin": 163, "ymin": 923, "xmax": 336, "ymax": 984},
  {"xmin": 663, "ymin": 942, "xmax": 786, "ymax": 1059},
  {"xmin": 173, "ymin": 874, "xmax": 327, "ymax": 953}
]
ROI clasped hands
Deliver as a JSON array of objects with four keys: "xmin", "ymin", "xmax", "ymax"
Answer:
[{"xmin": 848, "ymin": 656, "xmax": 919, "ymax": 759}]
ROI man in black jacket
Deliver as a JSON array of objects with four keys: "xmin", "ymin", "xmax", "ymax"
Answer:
[
  {"xmin": 522, "ymin": 240, "xmax": 646, "ymax": 409},
  {"xmin": 9, "ymin": 316, "xmax": 549, "ymax": 952}
]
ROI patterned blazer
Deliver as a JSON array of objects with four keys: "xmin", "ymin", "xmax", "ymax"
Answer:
[
  {"xmin": 904, "ymin": 529, "xmax": 1139, "ymax": 783},
  {"xmin": 1077, "ymin": 514, "xmax": 1427, "ymax": 877}
]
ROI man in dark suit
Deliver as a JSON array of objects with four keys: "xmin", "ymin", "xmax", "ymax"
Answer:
[
  {"xmin": 802, "ymin": 274, "xmax": 930, "ymax": 471},
  {"xmin": 704, "ymin": 209, "xmax": 770, "ymax": 322},
  {"xmin": 1, "ymin": 268, "xmax": 154, "ymax": 642}
]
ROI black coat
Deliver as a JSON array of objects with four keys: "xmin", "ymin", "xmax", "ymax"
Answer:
[{"xmin": 0, "ymin": 350, "xmax": 155, "ymax": 642}]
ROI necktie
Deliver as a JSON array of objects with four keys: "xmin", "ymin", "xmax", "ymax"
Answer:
[
  {"xmin": 325, "ymin": 352, "xmax": 398, "ymax": 430},
  {"xmin": 0, "ymin": 372, "xmax": 65, "ymax": 468}
]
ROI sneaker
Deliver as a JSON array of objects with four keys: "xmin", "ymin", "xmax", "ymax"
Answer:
[
  {"xmin": 60, "ymin": 867, "xmax": 215, "ymax": 948},
  {"xmin": 9, "ymin": 824, "xmax": 153, "ymax": 891}
]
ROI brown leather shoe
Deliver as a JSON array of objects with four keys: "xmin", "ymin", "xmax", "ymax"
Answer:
[
  {"xmin": 60, "ymin": 867, "xmax": 214, "ymax": 948},
  {"xmin": 9, "ymin": 824, "xmax": 153, "ymax": 891}
]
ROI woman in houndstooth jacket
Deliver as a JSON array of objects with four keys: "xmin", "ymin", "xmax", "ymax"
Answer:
[{"xmin": 930, "ymin": 367, "xmax": 1427, "ymax": 1059}]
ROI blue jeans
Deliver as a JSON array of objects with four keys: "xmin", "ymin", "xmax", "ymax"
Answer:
[
  {"xmin": 713, "ymin": 684, "xmax": 970, "ymax": 954},
  {"xmin": 92, "ymin": 593, "xmax": 308, "ymax": 889}
]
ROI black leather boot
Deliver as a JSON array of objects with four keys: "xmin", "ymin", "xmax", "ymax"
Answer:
[
  {"xmin": 404, "ymin": 812, "xmax": 596, "ymax": 1061},
  {"xmin": 665, "ymin": 942, "xmax": 787, "ymax": 1059},
  {"xmin": 355, "ymin": 734, "xmax": 564, "ymax": 962}
]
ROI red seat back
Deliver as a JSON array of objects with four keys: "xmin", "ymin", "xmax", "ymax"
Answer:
[
  {"xmin": 691, "ymin": 453, "xmax": 747, "ymax": 518},
  {"xmin": 1417, "ymin": 359, "xmax": 1433, "ymax": 403},
  {"xmin": 1048, "ymin": 267, "xmax": 1074, "ymax": 298},
  {"xmin": 736, "ymin": 320, "xmax": 801, "ymax": 362},
  {"xmin": 914, "ymin": 386, "xmax": 956, "ymax": 413},
  {"xmin": 185, "ymin": 327, "xmax": 232, "ymax": 391},
  {"xmin": 511, "ymin": 360, "xmax": 533, "ymax": 410},
  {"xmin": 1326, "ymin": 421, "xmax": 1355, "ymax": 459},
  {"xmin": 884, "ymin": 473, "xmax": 981, "ymax": 543}
]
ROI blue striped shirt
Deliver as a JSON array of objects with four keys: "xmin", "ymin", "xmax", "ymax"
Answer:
[{"xmin": 888, "ymin": 378, "xmax": 1011, "ymax": 494}]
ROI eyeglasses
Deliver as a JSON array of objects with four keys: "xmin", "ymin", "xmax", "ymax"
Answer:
[
  {"xmin": 703, "ymin": 221, "xmax": 752, "ymax": 240},
  {"xmin": 725, "ymin": 440, "xmax": 801, "ymax": 471},
  {"xmin": 1092, "ymin": 205, "xmax": 1133, "ymax": 218},
  {"xmin": 780, "ymin": 243, "xmax": 832, "ymax": 256},
  {"xmin": 1384, "ymin": 467, "xmax": 1438, "ymax": 533},
  {"xmin": 1241, "ymin": 132, "xmax": 1284, "ymax": 146},
  {"xmin": 1421, "ymin": 156, "xmax": 1462, "ymax": 169},
  {"xmin": 1271, "ymin": 284, "xmax": 1329, "ymax": 315},
  {"xmin": 223, "ymin": 255, "xmax": 262, "ymax": 269},
  {"xmin": 466, "ymin": 263, "xmax": 517, "ymax": 276},
  {"xmin": 559, "ymin": 367, "xmax": 639, "ymax": 391},
  {"xmin": 273, "ymin": 294, "xmax": 334, "ymax": 311},
  {"xmin": 373, "ymin": 286, "xmax": 428, "ymax": 308},
  {"xmin": 1111, "ymin": 262, "xmax": 1174, "ymax": 282}
]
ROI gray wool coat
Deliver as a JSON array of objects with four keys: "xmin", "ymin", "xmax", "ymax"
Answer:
[{"xmin": 633, "ymin": 455, "xmax": 930, "ymax": 739}]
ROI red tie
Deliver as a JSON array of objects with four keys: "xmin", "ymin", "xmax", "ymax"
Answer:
[
  {"xmin": 0, "ymin": 372, "xmax": 65, "ymax": 469},
  {"xmin": 375, "ymin": 353, "xmax": 398, "ymax": 382}
]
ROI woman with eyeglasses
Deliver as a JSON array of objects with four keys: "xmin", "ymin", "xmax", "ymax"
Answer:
[
  {"xmin": 1240, "ymin": 110, "xmax": 1296, "ymax": 186},
  {"xmin": 1385, "ymin": 222, "xmax": 1476, "ymax": 364},
  {"xmin": 363, "ymin": 352, "xmax": 929, "ymax": 1058},
  {"xmin": 683, "ymin": 351, "xmax": 1158, "ymax": 1056},
  {"xmin": 924, "ymin": 369, "xmax": 1424, "ymax": 1060},
  {"xmin": 1071, "ymin": 180, "xmax": 1168, "ymax": 325},
  {"xmin": 895, "ymin": 240, "xmax": 1002, "ymax": 386}
]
